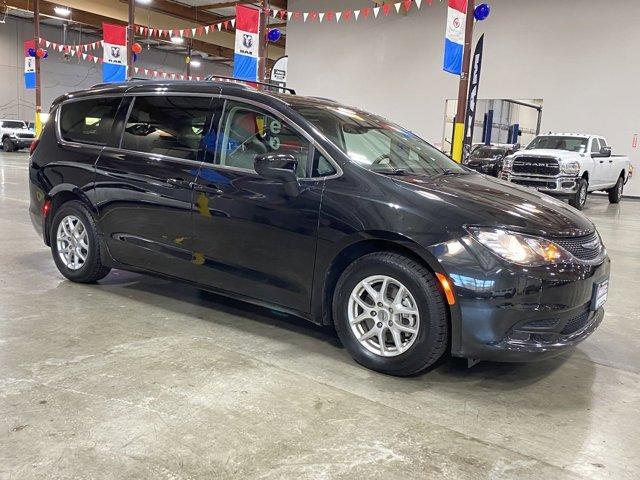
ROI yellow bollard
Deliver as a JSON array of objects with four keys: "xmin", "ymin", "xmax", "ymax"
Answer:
[{"xmin": 451, "ymin": 122, "xmax": 465, "ymax": 163}]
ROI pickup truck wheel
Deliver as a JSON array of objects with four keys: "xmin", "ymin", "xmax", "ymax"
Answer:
[
  {"xmin": 3, "ymin": 138, "xmax": 15, "ymax": 152},
  {"xmin": 569, "ymin": 179, "xmax": 588, "ymax": 210},
  {"xmin": 607, "ymin": 176, "xmax": 624, "ymax": 204},
  {"xmin": 333, "ymin": 252, "xmax": 448, "ymax": 376}
]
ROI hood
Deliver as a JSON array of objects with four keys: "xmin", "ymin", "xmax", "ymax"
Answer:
[
  {"xmin": 393, "ymin": 173, "xmax": 594, "ymax": 238},
  {"xmin": 514, "ymin": 149, "xmax": 584, "ymax": 161},
  {"xmin": 467, "ymin": 156, "xmax": 502, "ymax": 165},
  {"xmin": 4, "ymin": 127, "xmax": 33, "ymax": 135}
]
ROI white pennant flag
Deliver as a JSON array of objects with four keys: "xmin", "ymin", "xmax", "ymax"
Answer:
[
  {"xmin": 303, "ymin": 12, "xmax": 309, "ymax": 22},
  {"xmin": 231, "ymin": 19, "xmax": 236, "ymax": 27},
  {"xmin": 45, "ymin": 41, "xmax": 50, "ymax": 47},
  {"xmin": 287, "ymin": 11, "xmax": 293, "ymax": 21},
  {"xmin": 134, "ymin": 67, "xmax": 139, "ymax": 73},
  {"xmin": 216, "ymin": 23, "xmax": 222, "ymax": 31},
  {"xmin": 354, "ymin": 9, "xmax": 360, "ymax": 20},
  {"xmin": 82, "ymin": 53, "xmax": 87, "ymax": 60},
  {"xmin": 144, "ymin": 69, "xmax": 149, "ymax": 75},
  {"xmin": 336, "ymin": 11, "xmax": 342, "ymax": 22},
  {"xmin": 188, "ymin": 75, "xmax": 192, "ymax": 81},
  {"xmin": 179, "ymin": 29, "xmax": 184, "ymax": 37},
  {"xmin": 93, "ymin": 56, "xmax": 98, "ymax": 63},
  {"xmin": 191, "ymin": 28, "xmax": 197, "ymax": 36},
  {"xmin": 416, "ymin": 0, "xmax": 423, "ymax": 8},
  {"xmin": 395, "ymin": 2, "xmax": 401, "ymax": 14},
  {"xmin": 373, "ymin": 6, "xmax": 380, "ymax": 18},
  {"xmin": 205, "ymin": 25, "xmax": 210, "ymax": 34},
  {"xmin": 319, "ymin": 12, "xmax": 325, "ymax": 22},
  {"xmin": 272, "ymin": 9, "xmax": 278, "ymax": 18}
]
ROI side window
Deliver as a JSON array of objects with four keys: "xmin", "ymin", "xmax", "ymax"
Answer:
[
  {"xmin": 591, "ymin": 138, "xmax": 601, "ymax": 153},
  {"xmin": 600, "ymin": 138, "xmax": 608, "ymax": 147},
  {"xmin": 218, "ymin": 101, "xmax": 310, "ymax": 177},
  {"xmin": 122, "ymin": 96, "xmax": 212, "ymax": 161},
  {"xmin": 59, "ymin": 97, "xmax": 121, "ymax": 145},
  {"xmin": 312, "ymin": 149, "xmax": 337, "ymax": 177}
]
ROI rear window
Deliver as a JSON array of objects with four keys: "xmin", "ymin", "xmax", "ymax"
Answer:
[{"xmin": 59, "ymin": 98, "xmax": 121, "ymax": 145}]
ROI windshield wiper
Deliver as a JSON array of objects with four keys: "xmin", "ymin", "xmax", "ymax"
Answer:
[
  {"xmin": 374, "ymin": 168, "xmax": 409, "ymax": 176},
  {"xmin": 432, "ymin": 169, "xmax": 467, "ymax": 179}
]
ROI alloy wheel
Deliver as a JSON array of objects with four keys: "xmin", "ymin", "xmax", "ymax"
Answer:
[
  {"xmin": 348, "ymin": 275, "xmax": 420, "ymax": 357},
  {"xmin": 579, "ymin": 184, "xmax": 588, "ymax": 206},
  {"xmin": 56, "ymin": 215, "xmax": 89, "ymax": 271}
]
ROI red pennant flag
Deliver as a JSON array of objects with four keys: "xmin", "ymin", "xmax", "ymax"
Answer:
[
  {"xmin": 87, "ymin": 54, "xmax": 94, "ymax": 61},
  {"xmin": 343, "ymin": 10, "xmax": 352, "ymax": 21},
  {"xmin": 326, "ymin": 11, "xmax": 334, "ymax": 21},
  {"xmin": 293, "ymin": 11, "xmax": 301, "ymax": 20},
  {"xmin": 279, "ymin": 10, "xmax": 286, "ymax": 19},
  {"xmin": 309, "ymin": 11, "xmax": 318, "ymax": 21},
  {"xmin": 383, "ymin": 4, "xmax": 391, "ymax": 15},
  {"xmin": 403, "ymin": 0, "xmax": 412, "ymax": 12},
  {"xmin": 197, "ymin": 26, "xmax": 204, "ymax": 35},
  {"xmin": 363, "ymin": 8, "xmax": 371, "ymax": 18},
  {"xmin": 224, "ymin": 20, "xmax": 230, "ymax": 29}
]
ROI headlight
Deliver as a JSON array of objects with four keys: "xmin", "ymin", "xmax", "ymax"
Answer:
[
  {"xmin": 561, "ymin": 161, "xmax": 580, "ymax": 175},
  {"xmin": 502, "ymin": 156, "xmax": 514, "ymax": 170},
  {"xmin": 467, "ymin": 227, "xmax": 573, "ymax": 266}
]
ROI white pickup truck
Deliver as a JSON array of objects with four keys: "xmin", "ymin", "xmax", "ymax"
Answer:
[{"xmin": 501, "ymin": 133, "xmax": 633, "ymax": 210}]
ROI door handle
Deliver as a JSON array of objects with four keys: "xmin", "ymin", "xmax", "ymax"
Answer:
[
  {"xmin": 191, "ymin": 182, "xmax": 224, "ymax": 195},
  {"xmin": 167, "ymin": 178, "xmax": 192, "ymax": 188},
  {"xmin": 599, "ymin": 160, "xmax": 604, "ymax": 164}
]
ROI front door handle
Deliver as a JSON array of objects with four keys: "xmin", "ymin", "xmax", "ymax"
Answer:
[
  {"xmin": 191, "ymin": 182, "xmax": 224, "ymax": 196},
  {"xmin": 167, "ymin": 178, "xmax": 192, "ymax": 188}
]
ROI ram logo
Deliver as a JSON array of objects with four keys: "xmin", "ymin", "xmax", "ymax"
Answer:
[
  {"xmin": 242, "ymin": 34, "xmax": 253, "ymax": 49},
  {"xmin": 110, "ymin": 46, "xmax": 121, "ymax": 59}
]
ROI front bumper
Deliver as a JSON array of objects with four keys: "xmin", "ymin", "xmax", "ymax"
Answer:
[
  {"xmin": 502, "ymin": 172, "xmax": 579, "ymax": 196},
  {"xmin": 432, "ymin": 238, "xmax": 610, "ymax": 362},
  {"xmin": 7, "ymin": 137, "xmax": 35, "ymax": 148}
]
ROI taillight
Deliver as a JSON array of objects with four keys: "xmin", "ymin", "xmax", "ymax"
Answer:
[
  {"xmin": 29, "ymin": 139, "xmax": 40, "ymax": 155},
  {"xmin": 42, "ymin": 199, "xmax": 52, "ymax": 217}
]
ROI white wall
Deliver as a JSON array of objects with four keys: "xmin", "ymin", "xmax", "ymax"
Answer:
[
  {"xmin": 0, "ymin": 16, "xmax": 231, "ymax": 121},
  {"xmin": 286, "ymin": 0, "xmax": 640, "ymax": 196}
]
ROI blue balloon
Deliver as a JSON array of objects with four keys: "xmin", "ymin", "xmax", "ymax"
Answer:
[
  {"xmin": 474, "ymin": 3, "xmax": 491, "ymax": 21},
  {"xmin": 43, "ymin": 51, "xmax": 49, "ymax": 59},
  {"xmin": 132, "ymin": 53, "xmax": 138, "ymax": 63},
  {"xmin": 28, "ymin": 48, "xmax": 36, "ymax": 57},
  {"xmin": 268, "ymin": 28, "xmax": 281, "ymax": 42}
]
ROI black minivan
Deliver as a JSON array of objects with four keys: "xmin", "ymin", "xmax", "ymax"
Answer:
[{"xmin": 29, "ymin": 80, "xmax": 610, "ymax": 376}]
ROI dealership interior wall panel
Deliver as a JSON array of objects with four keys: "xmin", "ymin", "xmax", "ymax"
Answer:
[{"xmin": 287, "ymin": 0, "xmax": 640, "ymax": 196}]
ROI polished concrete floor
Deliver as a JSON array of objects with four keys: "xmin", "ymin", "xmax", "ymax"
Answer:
[{"xmin": 1, "ymin": 150, "xmax": 639, "ymax": 480}]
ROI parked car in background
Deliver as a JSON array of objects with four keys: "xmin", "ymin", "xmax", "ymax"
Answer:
[
  {"xmin": 1, "ymin": 119, "xmax": 36, "ymax": 152},
  {"xmin": 29, "ymin": 81, "xmax": 610, "ymax": 375},
  {"xmin": 464, "ymin": 143, "xmax": 520, "ymax": 177},
  {"xmin": 502, "ymin": 133, "xmax": 632, "ymax": 210}
]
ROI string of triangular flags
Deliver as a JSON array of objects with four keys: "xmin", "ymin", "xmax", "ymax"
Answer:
[
  {"xmin": 39, "ymin": 38, "xmax": 203, "ymax": 81},
  {"xmin": 130, "ymin": 0, "xmax": 435, "ymax": 40},
  {"xmin": 37, "ymin": 37, "xmax": 103, "ymax": 54}
]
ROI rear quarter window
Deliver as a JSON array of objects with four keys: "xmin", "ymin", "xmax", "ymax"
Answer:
[{"xmin": 59, "ymin": 97, "xmax": 122, "ymax": 145}]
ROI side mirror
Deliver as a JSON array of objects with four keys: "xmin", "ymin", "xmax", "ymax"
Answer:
[
  {"xmin": 600, "ymin": 146, "xmax": 612, "ymax": 158},
  {"xmin": 254, "ymin": 153, "xmax": 300, "ymax": 197}
]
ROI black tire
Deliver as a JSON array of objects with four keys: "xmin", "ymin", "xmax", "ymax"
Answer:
[
  {"xmin": 3, "ymin": 138, "xmax": 15, "ymax": 152},
  {"xmin": 50, "ymin": 200, "xmax": 111, "ymax": 283},
  {"xmin": 332, "ymin": 252, "xmax": 448, "ymax": 376},
  {"xmin": 569, "ymin": 178, "xmax": 588, "ymax": 210},
  {"xmin": 607, "ymin": 175, "xmax": 624, "ymax": 204}
]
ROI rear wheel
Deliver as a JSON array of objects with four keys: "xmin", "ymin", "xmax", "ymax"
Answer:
[
  {"xmin": 607, "ymin": 176, "xmax": 624, "ymax": 204},
  {"xmin": 50, "ymin": 201, "xmax": 111, "ymax": 283},
  {"xmin": 3, "ymin": 138, "xmax": 15, "ymax": 152},
  {"xmin": 569, "ymin": 178, "xmax": 588, "ymax": 210},
  {"xmin": 333, "ymin": 252, "xmax": 448, "ymax": 376}
]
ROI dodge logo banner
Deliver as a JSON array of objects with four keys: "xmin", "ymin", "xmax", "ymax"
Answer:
[
  {"xmin": 234, "ymin": 5, "xmax": 260, "ymax": 82},
  {"xmin": 463, "ymin": 35, "xmax": 485, "ymax": 153}
]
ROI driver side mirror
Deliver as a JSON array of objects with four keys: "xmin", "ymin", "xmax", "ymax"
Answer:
[
  {"xmin": 599, "ymin": 146, "xmax": 612, "ymax": 158},
  {"xmin": 254, "ymin": 153, "xmax": 300, "ymax": 197}
]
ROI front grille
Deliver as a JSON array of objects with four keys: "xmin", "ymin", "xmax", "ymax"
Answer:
[
  {"xmin": 16, "ymin": 133, "xmax": 34, "ymax": 139},
  {"xmin": 512, "ymin": 179, "xmax": 557, "ymax": 189},
  {"xmin": 512, "ymin": 157, "xmax": 560, "ymax": 176},
  {"xmin": 561, "ymin": 310, "xmax": 591, "ymax": 335},
  {"xmin": 553, "ymin": 232, "xmax": 603, "ymax": 261}
]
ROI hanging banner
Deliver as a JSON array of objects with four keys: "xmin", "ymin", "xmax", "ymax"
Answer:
[
  {"xmin": 102, "ymin": 23, "xmax": 127, "ymax": 83},
  {"xmin": 24, "ymin": 40, "xmax": 36, "ymax": 89},
  {"xmin": 463, "ymin": 34, "xmax": 484, "ymax": 152},
  {"xmin": 233, "ymin": 5, "xmax": 260, "ymax": 82},
  {"xmin": 443, "ymin": 0, "xmax": 467, "ymax": 75}
]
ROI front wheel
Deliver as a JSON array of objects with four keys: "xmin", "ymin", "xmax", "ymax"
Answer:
[
  {"xmin": 333, "ymin": 252, "xmax": 448, "ymax": 376},
  {"xmin": 50, "ymin": 200, "xmax": 111, "ymax": 283},
  {"xmin": 3, "ymin": 138, "xmax": 15, "ymax": 152},
  {"xmin": 569, "ymin": 178, "xmax": 588, "ymax": 210},
  {"xmin": 607, "ymin": 176, "xmax": 624, "ymax": 204}
]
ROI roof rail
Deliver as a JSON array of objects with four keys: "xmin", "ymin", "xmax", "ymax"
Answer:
[{"xmin": 203, "ymin": 74, "xmax": 296, "ymax": 95}]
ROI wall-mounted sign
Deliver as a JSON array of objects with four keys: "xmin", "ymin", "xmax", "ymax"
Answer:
[{"xmin": 270, "ymin": 56, "xmax": 288, "ymax": 87}]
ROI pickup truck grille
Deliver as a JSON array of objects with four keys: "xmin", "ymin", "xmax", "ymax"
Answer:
[
  {"xmin": 16, "ymin": 133, "xmax": 34, "ymax": 139},
  {"xmin": 552, "ymin": 232, "xmax": 603, "ymax": 261},
  {"xmin": 512, "ymin": 157, "xmax": 560, "ymax": 176}
]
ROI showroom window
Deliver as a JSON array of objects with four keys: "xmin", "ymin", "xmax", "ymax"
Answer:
[
  {"xmin": 217, "ymin": 101, "xmax": 314, "ymax": 178},
  {"xmin": 121, "ymin": 96, "xmax": 213, "ymax": 161},
  {"xmin": 59, "ymin": 97, "xmax": 122, "ymax": 145}
]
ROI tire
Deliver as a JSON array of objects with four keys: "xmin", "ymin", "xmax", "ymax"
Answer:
[
  {"xmin": 332, "ymin": 252, "xmax": 448, "ymax": 376},
  {"xmin": 607, "ymin": 176, "xmax": 624, "ymax": 204},
  {"xmin": 3, "ymin": 138, "xmax": 15, "ymax": 152},
  {"xmin": 569, "ymin": 178, "xmax": 588, "ymax": 210},
  {"xmin": 50, "ymin": 200, "xmax": 111, "ymax": 283}
]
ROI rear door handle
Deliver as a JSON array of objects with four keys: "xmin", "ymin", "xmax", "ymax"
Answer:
[
  {"xmin": 191, "ymin": 182, "xmax": 224, "ymax": 195},
  {"xmin": 167, "ymin": 178, "xmax": 192, "ymax": 188}
]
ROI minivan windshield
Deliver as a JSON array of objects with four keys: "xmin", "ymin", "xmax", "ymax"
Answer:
[
  {"xmin": 526, "ymin": 136, "xmax": 588, "ymax": 153},
  {"xmin": 291, "ymin": 103, "xmax": 466, "ymax": 176}
]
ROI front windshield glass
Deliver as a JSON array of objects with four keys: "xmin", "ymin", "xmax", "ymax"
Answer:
[
  {"xmin": 291, "ymin": 103, "xmax": 466, "ymax": 176},
  {"xmin": 3, "ymin": 121, "xmax": 26, "ymax": 129},
  {"xmin": 527, "ymin": 136, "xmax": 588, "ymax": 153},
  {"xmin": 471, "ymin": 146, "xmax": 507, "ymax": 159}
]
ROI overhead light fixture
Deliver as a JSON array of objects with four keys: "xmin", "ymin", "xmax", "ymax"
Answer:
[
  {"xmin": 136, "ymin": 0, "xmax": 152, "ymax": 4},
  {"xmin": 171, "ymin": 36, "xmax": 184, "ymax": 44},
  {"xmin": 54, "ymin": 6, "xmax": 71, "ymax": 17},
  {"xmin": 190, "ymin": 60, "xmax": 201, "ymax": 68}
]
